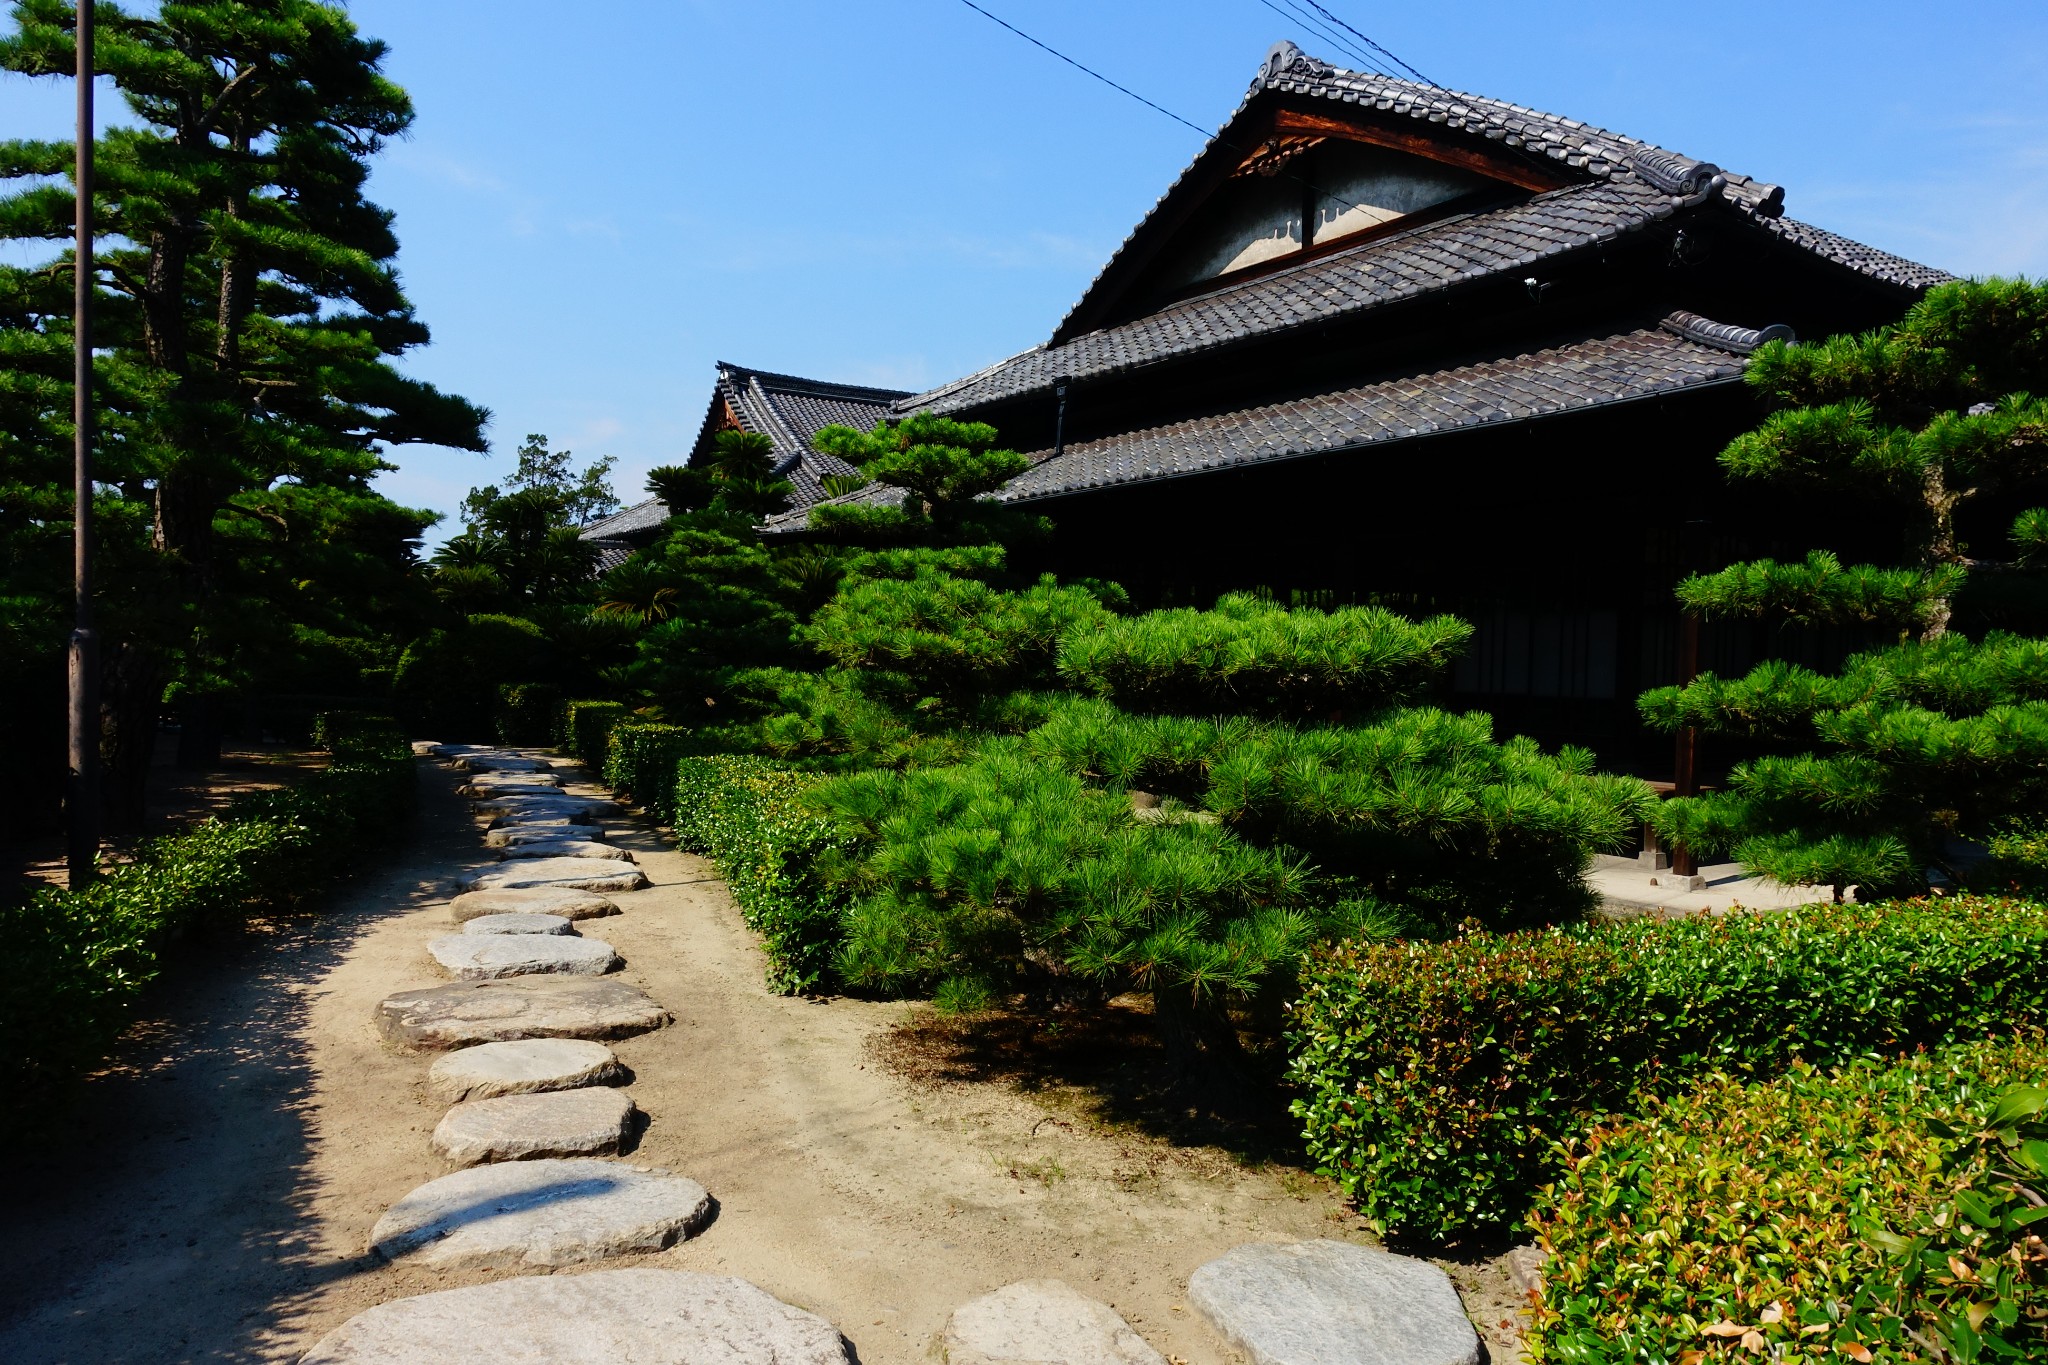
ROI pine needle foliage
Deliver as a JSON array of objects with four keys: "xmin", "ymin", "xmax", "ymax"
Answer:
[
  {"xmin": 1057, "ymin": 593, "xmax": 1470, "ymax": 718},
  {"xmin": 1676, "ymin": 550, "xmax": 1965, "ymax": 634}
]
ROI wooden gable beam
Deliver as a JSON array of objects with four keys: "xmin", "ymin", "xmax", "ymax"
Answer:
[{"xmin": 1270, "ymin": 106, "xmax": 1576, "ymax": 193}]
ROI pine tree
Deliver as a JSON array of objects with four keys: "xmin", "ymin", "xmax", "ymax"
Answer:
[
  {"xmin": 0, "ymin": 0, "xmax": 486, "ymax": 801},
  {"xmin": 1644, "ymin": 279, "xmax": 2048, "ymax": 898}
]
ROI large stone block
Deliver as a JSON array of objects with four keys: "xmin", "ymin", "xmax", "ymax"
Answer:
[
  {"xmin": 464, "ymin": 857, "xmax": 648, "ymax": 894},
  {"xmin": 367, "ymin": 1159, "xmax": 710, "ymax": 1270},
  {"xmin": 431, "ymin": 1086, "xmax": 637, "ymax": 1164},
  {"xmin": 427, "ymin": 1038, "xmax": 625, "ymax": 1103},
  {"xmin": 1186, "ymin": 1241, "xmax": 1479, "ymax": 1365},
  {"xmin": 298, "ymin": 1269, "xmax": 850, "ymax": 1365},
  {"xmin": 426, "ymin": 933, "xmax": 618, "ymax": 980},
  {"xmin": 947, "ymin": 1280, "xmax": 1165, "ymax": 1365},
  {"xmin": 375, "ymin": 977, "xmax": 668, "ymax": 1051},
  {"xmin": 448, "ymin": 887, "xmax": 619, "ymax": 922}
]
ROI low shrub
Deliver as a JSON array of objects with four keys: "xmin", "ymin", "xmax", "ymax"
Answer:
[
  {"xmin": 0, "ymin": 720, "xmax": 414, "ymax": 1124},
  {"xmin": 603, "ymin": 722, "xmax": 693, "ymax": 823},
  {"xmin": 1985, "ymin": 821, "xmax": 2048, "ymax": 897},
  {"xmin": 1288, "ymin": 896, "xmax": 2048, "ymax": 1243},
  {"xmin": 1529, "ymin": 1035, "xmax": 2048, "ymax": 1363},
  {"xmin": 672, "ymin": 754, "xmax": 853, "ymax": 994},
  {"xmin": 496, "ymin": 682, "xmax": 562, "ymax": 747},
  {"xmin": 558, "ymin": 699, "xmax": 628, "ymax": 768}
]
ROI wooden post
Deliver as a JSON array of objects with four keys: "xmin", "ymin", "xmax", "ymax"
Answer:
[{"xmin": 66, "ymin": 0, "xmax": 99, "ymax": 890}]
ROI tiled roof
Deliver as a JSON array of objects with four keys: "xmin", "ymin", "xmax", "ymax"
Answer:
[
  {"xmin": 580, "ymin": 497, "xmax": 672, "ymax": 541},
  {"xmin": 890, "ymin": 44, "xmax": 1947, "ymax": 422},
  {"xmin": 768, "ymin": 320, "xmax": 1750, "ymax": 531},
  {"xmin": 699, "ymin": 363, "xmax": 908, "ymax": 506}
]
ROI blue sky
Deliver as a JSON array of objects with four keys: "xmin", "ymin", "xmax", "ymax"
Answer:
[{"xmin": 6, "ymin": 1, "xmax": 2046, "ymax": 542}]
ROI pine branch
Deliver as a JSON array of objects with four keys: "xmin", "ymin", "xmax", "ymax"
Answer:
[{"xmin": 1676, "ymin": 551, "xmax": 1964, "ymax": 632}]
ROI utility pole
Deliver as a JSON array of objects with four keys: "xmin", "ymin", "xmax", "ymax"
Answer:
[{"xmin": 67, "ymin": 0, "xmax": 98, "ymax": 889}]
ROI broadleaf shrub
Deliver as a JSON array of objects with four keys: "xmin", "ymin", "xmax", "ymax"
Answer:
[
  {"xmin": 1528, "ymin": 1036, "xmax": 2048, "ymax": 1363},
  {"xmin": 0, "ymin": 720, "xmax": 414, "ymax": 1125},
  {"xmin": 672, "ymin": 755, "xmax": 853, "ymax": 994},
  {"xmin": 1287, "ymin": 896, "xmax": 2048, "ymax": 1243},
  {"xmin": 603, "ymin": 722, "xmax": 693, "ymax": 824},
  {"xmin": 559, "ymin": 699, "xmax": 627, "ymax": 768}
]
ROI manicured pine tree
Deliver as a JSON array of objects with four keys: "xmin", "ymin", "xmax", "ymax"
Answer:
[
  {"xmin": 0, "ymin": 0, "xmax": 486, "ymax": 800},
  {"xmin": 1645, "ymin": 278, "xmax": 2048, "ymax": 897}
]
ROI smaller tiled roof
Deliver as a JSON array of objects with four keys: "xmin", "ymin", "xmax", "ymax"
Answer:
[
  {"xmin": 696, "ymin": 363, "xmax": 909, "ymax": 506},
  {"xmin": 580, "ymin": 498, "xmax": 672, "ymax": 542},
  {"xmin": 768, "ymin": 317, "xmax": 1757, "ymax": 531}
]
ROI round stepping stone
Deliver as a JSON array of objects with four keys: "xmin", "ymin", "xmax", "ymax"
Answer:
[
  {"xmin": 298, "ymin": 1268, "xmax": 851, "ymax": 1365},
  {"xmin": 948, "ymin": 1280, "xmax": 1165, "ymax": 1365},
  {"xmin": 484, "ymin": 823, "xmax": 607, "ymax": 848},
  {"xmin": 1187, "ymin": 1241, "xmax": 1479, "ymax": 1365},
  {"xmin": 460, "ymin": 776, "xmax": 565, "ymax": 797},
  {"xmin": 465, "ymin": 857, "xmax": 649, "ymax": 894},
  {"xmin": 449, "ymin": 887, "xmax": 619, "ymax": 923},
  {"xmin": 432, "ymin": 1086, "xmax": 638, "ymax": 1164},
  {"xmin": 462, "ymin": 912, "xmax": 574, "ymax": 936},
  {"xmin": 428, "ymin": 1038, "xmax": 625, "ymax": 1103},
  {"xmin": 376, "ymin": 977, "xmax": 669, "ymax": 1051},
  {"xmin": 486, "ymin": 812, "xmax": 589, "ymax": 829},
  {"xmin": 474, "ymin": 793, "xmax": 617, "ymax": 819},
  {"xmin": 427, "ymin": 932, "xmax": 619, "ymax": 980},
  {"xmin": 427, "ymin": 743, "xmax": 493, "ymax": 758},
  {"xmin": 368, "ymin": 1159, "xmax": 712, "ymax": 1270},
  {"xmin": 496, "ymin": 839, "xmax": 634, "ymax": 863}
]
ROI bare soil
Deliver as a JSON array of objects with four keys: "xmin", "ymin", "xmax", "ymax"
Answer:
[{"xmin": 0, "ymin": 760, "xmax": 1531, "ymax": 1363}]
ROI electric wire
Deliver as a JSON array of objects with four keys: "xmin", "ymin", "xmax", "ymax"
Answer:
[
  {"xmin": 1252, "ymin": 0, "xmax": 1399, "ymax": 80},
  {"xmin": 1296, "ymin": 0, "xmax": 1439, "ymax": 87}
]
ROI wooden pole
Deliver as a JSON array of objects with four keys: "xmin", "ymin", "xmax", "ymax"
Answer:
[{"xmin": 67, "ymin": 0, "xmax": 99, "ymax": 890}]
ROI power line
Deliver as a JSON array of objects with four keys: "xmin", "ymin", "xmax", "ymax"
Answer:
[
  {"xmin": 1297, "ymin": 0, "xmax": 1439, "ymax": 87},
  {"xmin": 951, "ymin": 0, "xmax": 1219, "ymax": 144},
  {"xmin": 1254, "ymin": 0, "xmax": 1398, "ymax": 80}
]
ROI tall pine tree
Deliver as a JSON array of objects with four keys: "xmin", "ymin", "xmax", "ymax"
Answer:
[{"xmin": 0, "ymin": 0, "xmax": 486, "ymax": 814}]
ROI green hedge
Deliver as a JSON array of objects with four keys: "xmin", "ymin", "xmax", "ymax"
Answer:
[
  {"xmin": 0, "ymin": 720, "xmax": 415, "ymax": 1122},
  {"xmin": 496, "ymin": 682, "xmax": 562, "ymax": 747},
  {"xmin": 1288, "ymin": 896, "xmax": 2048, "ymax": 1243},
  {"xmin": 603, "ymin": 722, "xmax": 693, "ymax": 824},
  {"xmin": 1529, "ymin": 1035, "xmax": 2048, "ymax": 1363},
  {"xmin": 558, "ymin": 699, "xmax": 627, "ymax": 768},
  {"xmin": 672, "ymin": 754, "xmax": 852, "ymax": 994}
]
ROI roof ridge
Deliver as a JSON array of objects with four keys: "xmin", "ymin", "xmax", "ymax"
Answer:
[{"xmin": 713, "ymin": 361, "xmax": 913, "ymax": 402}]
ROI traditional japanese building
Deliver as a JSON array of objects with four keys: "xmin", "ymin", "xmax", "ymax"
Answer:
[{"xmin": 605, "ymin": 42, "xmax": 1951, "ymax": 770}]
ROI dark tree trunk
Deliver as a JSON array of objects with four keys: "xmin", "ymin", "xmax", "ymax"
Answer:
[
  {"xmin": 98, "ymin": 641, "xmax": 162, "ymax": 835},
  {"xmin": 1152, "ymin": 988, "xmax": 1256, "ymax": 1112}
]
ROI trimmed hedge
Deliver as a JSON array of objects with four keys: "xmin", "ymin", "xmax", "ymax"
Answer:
[
  {"xmin": 672, "ymin": 755, "xmax": 852, "ymax": 994},
  {"xmin": 1529, "ymin": 1036, "xmax": 2048, "ymax": 1363},
  {"xmin": 1288, "ymin": 896, "xmax": 2048, "ymax": 1243},
  {"xmin": 558, "ymin": 699, "xmax": 627, "ymax": 768},
  {"xmin": 496, "ymin": 682, "xmax": 562, "ymax": 747},
  {"xmin": 604, "ymin": 722, "xmax": 693, "ymax": 824},
  {"xmin": 0, "ymin": 720, "xmax": 415, "ymax": 1122}
]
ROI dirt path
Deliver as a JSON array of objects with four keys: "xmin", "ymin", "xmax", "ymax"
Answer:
[{"xmin": 0, "ymin": 759, "xmax": 1524, "ymax": 1363}]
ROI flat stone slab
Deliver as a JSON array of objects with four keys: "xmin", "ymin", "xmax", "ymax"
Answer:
[
  {"xmin": 428, "ymin": 933, "xmax": 618, "ymax": 980},
  {"xmin": 427, "ymin": 743, "xmax": 493, "ymax": 758},
  {"xmin": 376, "ymin": 977, "xmax": 669, "ymax": 1051},
  {"xmin": 948, "ymin": 1280, "xmax": 1165, "ymax": 1365},
  {"xmin": 459, "ymin": 754, "xmax": 550, "ymax": 772},
  {"xmin": 1186, "ymin": 1241, "xmax": 1479, "ymax": 1365},
  {"xmin": 449, "ymin": 887, "xmax": 619, "ymax": 922},
  {"xmin": 298, "ymin": 1268, "xmax": 850, "ymax": 1365},
  {"xmin": 465, "ymin": 857, "xmax": 649, "ymax": 894},
  {"xmin": 460, "ymin": 776, "xmax": 565, "ymax": 796},
  {"xmin": 462, "ymin": 912, "xmax": 574, "ymax": 936},
  {"xmin": 484, "ymin": 823, "xmax": 608, "ymax": 848},
  {"xmin": 368, "ymin": 1159, "xmax": 711, "ymax": 1270},
  {"xmin": 496, "ymin": 839, "xmax": 634, "ymax": 863},
  {"xmin": 474, "ymin": 794, "xmax": 617, "ymax": 820},
  {"xmin": 428, "ymin": 1038, "xmax": 625, "ymax": 1103},
  {"xmin": 432, "ymin": 1086, "xmax": 638, "ymax": 1165}
]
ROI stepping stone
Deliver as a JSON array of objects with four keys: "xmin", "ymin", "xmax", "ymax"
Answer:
[
  {"xmin": 428, "ymin": 1038, "xmax": 625, "ymax": 1103},
  {"xmin": 460, "ymin": 775, "xmax": 565, "ymax": 796},
  {"xmin": 1186, "ymin": 1241, "xmax": 1479, "ymax": 1365},
  {"xmin": 368, "ymin": 1159, "xmax": 711, "ymax": 1270},
  {"xmin": 496, "ymin": 839, "xmax": 634, "ymax": 863},
  {"xmin": 460, "ymin": 754, "xmax": 550, "ymax": 772},
  {"xmin": 449, "ymin": 887, "xmax": 619, "ymax": 922},
  {"xmin": 432, "ymin": 1086, "xmax": 638, "ymax": 1164},
  {"xmin": 466, "ymin": 857, "xmax": 649, "ymax": 894},
  {"xmin": 427, "ymin": 743, "xmax": 494, "ymax": 758},
  {"xmin": 298, "ymin": 1268, "xmax": 850, "ymax": 1365},
  {"xmin": 427, "ymin": 932, "xmax": 619, "ymax": 980},
  {"xmin": 485, "ymin": 812, "xmax": 589, "ymax": 829},
  {"xmin": 948, "ymin": 1281, "xmax": 1166, "ymax": 1365},
  {"xmin": 376, "ymin": 977, "xmax": 669, "ymax": 1051},
  {"xmin": 474, "ymin": 793, "xmax": 616, "ymax": 819},
  {"xmin": 462, "ymin": 912, "xmax": 574, "ymax": 936},
  {"xmin": 484, "ymin": 823, "xmax": 608, "ymax": 848}
]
